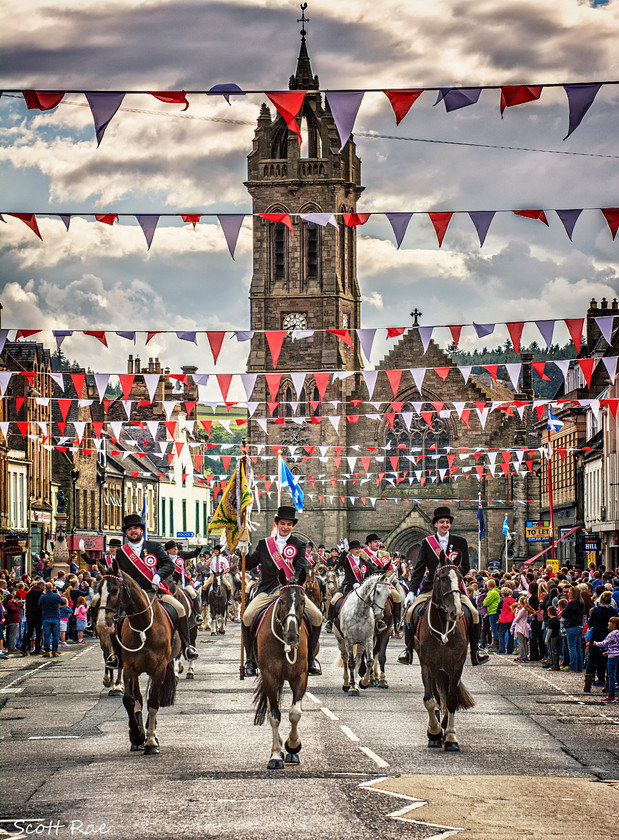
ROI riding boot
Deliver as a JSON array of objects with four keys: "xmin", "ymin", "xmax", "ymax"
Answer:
[
  {"xmin": 324, "ymin": 601, "xmax": 336, "ymax": 633},
  {"xmin": 397, "ymin": 622, "xmax": 415, "ymax": 665},
  {"xmin": 392, "ymin": 601, "xmax": 402, "ymax": 633},
  {"xmin": 241, "ymin": 623, "xmax": 257, "ymax": 677},
  {"xmin": 307, "ymin": 624, "xmax": 322, "ymax": 676},
  {"xmin": 176, "ymin": 613, "xmax": 199, "ymax": 660},
  {"xmin": 469, "ymin": 621, "xmax": 490, "ymax": 666},
  {"xmin": 192, "ymin": 595, "xmax": 203, "ymax": 625}
]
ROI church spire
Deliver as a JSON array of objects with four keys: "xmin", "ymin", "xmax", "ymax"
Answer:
[{"xmin": 289, "ymin": 3, "xmax": 319, "ymax": 90}]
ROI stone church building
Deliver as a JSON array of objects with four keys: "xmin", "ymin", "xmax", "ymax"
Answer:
[{"xmin": 246, "ymin": 30, "xmax": 540, "ymax": 566}]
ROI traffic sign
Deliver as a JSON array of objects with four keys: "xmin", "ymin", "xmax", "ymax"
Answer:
[{"xmin": 176, "ymin": 531, "xmax": 194, "ymax": 538}]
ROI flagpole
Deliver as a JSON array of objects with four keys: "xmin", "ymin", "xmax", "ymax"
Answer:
[
  {"xmin": 277, "ymin": 449, "xmax": 282, "ymax": 508},
  {"xmin": 239, "ymin": 437, "xmax": 248, "ymax": 681},
  {"xmin": 504, "ymin": 518, "xmax": 508, "ymax": 574},
  {"xmin": 547, "ymin": 441, "xmax": 556, "ymax": 563},
  {"xmin": 477, "ymin": 492, "xmax": 482, "ymax": 570}
]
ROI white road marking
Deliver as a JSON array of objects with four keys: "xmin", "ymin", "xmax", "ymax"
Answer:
[
  {"xmin": 304, "ymin": 691, "xmax": 320, "ymax": 703},
  {"xmin": 340, "ymin": 725, "xmax": 360, "ymax": 742},
  {"xmin": 359, "ymin": 746, "xmax": 389, "ymax": 768},
  {"xmin": 359, "ymin": 778, "xmax": 465, "ymax": 839},
  {"xmin": 3, "ymin": 662, "xmax": 49, "ymax": 689},
  {"xmin": 519, "ymin": 666, "xmax": 619, "ymax": 722},
  {"xmin": 320, "ymin": 707, "xmax": 338, "ymax": 721},
  {"xmin": 28, "ymin": 735, "xmax": 80, "ymax": 740},
  {"xmin": 0, "ymin": 688, "xmax": 23, "ymax": 694}
]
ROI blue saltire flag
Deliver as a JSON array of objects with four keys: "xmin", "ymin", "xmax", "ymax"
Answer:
[
  {"xmin": 502, "ymin": 515, "xmax": 511, "ymax": 540},
  {"xmin": 547, "ymin": 408, "xmax": 564, "ymax": 432},
  {"xmin": 477, "ymin": 499, "xmax": 485, "ymax": 541},
  {"xmin": 280, "ymin": 458, "xmax": 304, "ymax": 512}
]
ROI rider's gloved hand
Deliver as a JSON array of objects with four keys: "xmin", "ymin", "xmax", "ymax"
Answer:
[
  {"xmin": 353, "ymin": 582, "xmax": 360, "ymax": 589},
  {"xmin": 151, "ymin": 574, "xmax": 161, "ymax": 591}
]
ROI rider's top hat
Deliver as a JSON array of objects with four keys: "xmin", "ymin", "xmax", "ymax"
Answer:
[
  {"xmin": 365, "ymin": 533, "xmax": 380, "ymax": 544},
  {"xmin": 432, "ymin": 506, "xmax": 454, "ymax": 525},
  {"xmin": 274, "ymin": 505, "xmax": 298, "ymax": 524},
  {"xmin": 108, "ymin": 538, "xmax": 121, "ymax": 547},
  {"xmin": 122, "ymin": 513, "xmax": 145, "ymax": 532},
  {"xmin": 164, "ymin": 539, "xmax": 176, "ymax": 551},
  {"xmin": 348, "ymin": 540, "xmax": 362, "ymax": 550}
]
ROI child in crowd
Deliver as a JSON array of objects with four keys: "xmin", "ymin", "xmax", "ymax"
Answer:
[
  {"xmin": 59, "ymin": 600, "xmax": 73, "ymax": 647},
  {"xmin": 557, "ymin": 598, "xmax": 569, "ymax": 669},
  {"xmin": 544, "ymin": 605, "xmax": 561, "ymax": 671},
  {"xmin": 594, "ymin": 616, "xmax": 619, "ymax": 703},
  {"xmin": 511, "ymin": 595, "xmax": 531, "ymax": 662},
  {"xmin": 75, "ymin": 596, "xmax": 88, "ymax": 644}
]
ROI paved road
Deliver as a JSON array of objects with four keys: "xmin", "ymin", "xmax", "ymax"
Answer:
[{"xmin": 0, "ymin": 624, "xmax": 617, "ymax": 840}]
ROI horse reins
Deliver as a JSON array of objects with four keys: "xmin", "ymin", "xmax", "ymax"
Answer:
[
  {"xmin": 427, "ymin": 565, "xmax": 463, "ymax": 645},
  {"xmin": 270, "ymin": 584, "xmax": 304, "ymax": 664},
  {"xmin": 98, "ymin": 574, "xmax": 157, "ymax": 652}
]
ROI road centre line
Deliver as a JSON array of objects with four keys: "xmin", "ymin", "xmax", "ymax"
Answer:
[
  {"xmin": 320, "ymin": 707, "xmax": 338, "ymax": 721},
  {"xmin": 305, "ymin": 691, "xmax": 320, "ymax": 703},
  {"xmin": 359, "ymin": 746, "xmax": 389, "ymax": 768},
  {"xmin": 340, "ymin": 725, "xmax": 360, "ymax": 742}
]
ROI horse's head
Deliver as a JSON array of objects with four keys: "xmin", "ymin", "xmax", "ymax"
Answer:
[
  {"xmin": 96, "ymin": 561, "xmax": 125, "ymax": 635},
  {"xmin": 275, "ymin": 583, "xmax": 306, "ymax": 650},
  {"xmin": 373, "ymin": 576, "xmax": 393, "ymax": 617},
  {"xmin": 433, "ymin": 564, "xmax": 463, "ymax": 623}
]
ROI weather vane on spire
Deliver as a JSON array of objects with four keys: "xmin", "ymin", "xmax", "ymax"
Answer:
[{"xmin": 298, "ymin": 3, "xmax": 309, "ymax": 36}]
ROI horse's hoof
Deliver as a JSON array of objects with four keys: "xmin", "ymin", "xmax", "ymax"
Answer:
[
  {"xmin": 348, "ymin": 687, "xmax": 360, "ymax": 697},
  {"xmin": 427, "ymin": 739, "xmax": 443, "ymax": 749},
  {"xmin": 144, "ymin": 744, "xmax": 160, "ymax": 756},
  {"xmin": 369, "ymin": 678, "xmax": 377, "ymax": 687},
  {"xmin": 377, "ymin": 680, "xmax": 389, "ymax": 689},
  {"xmin": 342, "ymin": 685, "xmax": 350, "ymax": 693},
  {"xmin": 130, "ymin": 743, "xmax": 145, "ymax": 752},
  {"xmin": 108, "ymin": 688, "xmax": 123, "ymax": 697},
  {"xmin": 444, "ymin": 741, "xmax": 460, "ymax": 752},
  {"xmin": 103, "ymin": 676, "xmax": 112, "ymax": 688},
  {"xmin": 359, "ymin": 682, "xmax": 369, "ymax": 690},
  {"xmin": 284, "ymin": 752, "xmax": 300, "ymax": 765},
  {"xmin": 211, "ymin": 631, "xmax": 217, "ymax": 636},
  {"xmin": 186, "ymin": 672, "xmax": 194, "ymax": 680},
  {"xmin": 267, "ymin": 758, "xmax": 284, "ymax": 770}
]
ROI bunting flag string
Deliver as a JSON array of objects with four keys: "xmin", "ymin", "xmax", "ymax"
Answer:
[
  {"xmin": 7, "ymin": 79, "xmax": 617, "ymax": 143},
  {"xmin": 2, "ymin": 207, "xmax": 618, "ymax": 250}
]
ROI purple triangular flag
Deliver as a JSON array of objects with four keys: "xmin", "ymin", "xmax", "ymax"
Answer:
[
  {"xmin": 300, "ymin": 213, "xmax": 338, "ymax": 228},
  {"xmin": 0, "ymin": 214, "xmax": 5, "ymax": 223},
  {"xmin": 0, "ymin": 329, "xmax": 8, "ymax": 355},
  {"xmin": 207, "ymin": 84, "xmax": 245, "ymax": 104},
  {"xmin": 217, "ymin": 214, "xmax": 244, "ymax": 259},
  {"xmin": 85, "ymin": 93, "xmax": 125, "ymax": 146},
  {"xmin": 326, "ymin": 92, "xmax": 364, "ymax": 150},
  {"xmin": 58, "ymin": 214, "xmax": 71, "ymax": 231},
  {"xmin": 468, "ymin": 211, "xmax": 495, "ymax": 247},
  {"xmin": 115, "ymin": 331, "xmax": 136, "ymax": 342},
  {"xmin": 563, "ymin": 84, "xmax": 602, "ymax": 140},
  {"xmin": 53, "ymin": 330, "xmax": 73, "ymax": 350},
  {"xmin": 386, "ymin": 212, "xmax": 413, "ymax": 248},
  {"xmin": 555, "ymin": 209, "xmax": 582, "ymax": 241},
  {"xmin": 535, "ymin": 319, "xmax": 555, "ymax": 348},
  {"xmin": 176, "ymin": 331, "xmax": 197, "ymax": 344},
  {"xmin": 235, "ymin": 330, "xmax": 254, "ymax": 342},
  {"xmin": 602, "ymin": 356, "xmax": 617, "ymax": 383},
  {"xmin": 435, "ymin": 88, "xmax": 481, "ymax": 111},
  {"xmin": 474, "ymin": 322, "xmax": 495, "ymax": 338},
  {"xmin": 136, "ymin": 214, "xmax": 160, "ymax": 250},
  {"xmin": 595, "ymin": 315, "xmax": 615, "ymax": 345}
]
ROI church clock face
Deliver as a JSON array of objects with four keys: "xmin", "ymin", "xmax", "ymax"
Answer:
[{"xmin": 282, "ymin": 312, "xmax": 307, "ymax": 332}]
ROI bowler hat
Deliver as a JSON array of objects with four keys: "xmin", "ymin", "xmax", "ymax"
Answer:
[
  {"xmin": 109, "ymin": 538, "xmax": 121, "ymax": 547},
  {"xmin": 432, "ymin": 506, "xmax": 454, "ymax": 525},
  {"xmin": 365, "ymin": 533, "xmax": 380, "ymax": 544},
  {"xmin": 122, "ymin": 513, "xmax": 145, "ymax": 532},
  {"xmin": 164, "ymin": 540, "xmax": 176, "ymax": 551},
  {"xmin": 274, "ymin": 505, "xmax": 298, "ymax": 524},
  {"xmin": 349, "ymin": 540, "xmax": 361, "ymax": 550}
]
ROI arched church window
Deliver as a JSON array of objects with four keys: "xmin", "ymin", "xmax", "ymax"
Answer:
[
  {"xmin": 272, "ymin": 223, "xmax": 286, "ymax": 281},
  {"xmin": 299, "ymin": 112, "xmax": 321, "ymax": 159},
  {"xmin": 299, "ymin": 386, "xmax": 307, "ymax": 417},
  {"xmin": 312, "ymin": 385, "xmax": 321, "ymax": 417},
  {"xmin": 284, "ymin": 385, "xmax": 293, "ymax": 418},
  {"xmin": 307, "ymin": 223, "xmax": 318, "ymax": 278},
  {"xmin": 338, "ymin": 205, "xmax": 347, "ymax": 291},
  {"xmin": 385, "ymin": 408, "xmax": 451, "ymax": 484}
]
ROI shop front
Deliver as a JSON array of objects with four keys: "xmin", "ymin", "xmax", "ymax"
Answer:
[{"xmin": 1, "ymin": 531, "xmax": 28, "ymax": 577}]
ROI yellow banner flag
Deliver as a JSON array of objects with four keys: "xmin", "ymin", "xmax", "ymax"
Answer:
[{"xmin": 208, "ymin": 459, "xmax": 252, "ymax": 551}]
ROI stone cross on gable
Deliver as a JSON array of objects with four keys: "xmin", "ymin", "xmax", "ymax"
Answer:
[{"xmin": 411, "ymin": 308, "xmax": 422, "ymax": 326}]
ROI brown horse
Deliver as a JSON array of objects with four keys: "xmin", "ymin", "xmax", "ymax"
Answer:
[
  {"xmin": 253, "ymin": 571, "xmax": 309, "ymax": 770},
  {"xmin": 96, "ymin": 565, "xmax": 180, "ymax": 754},
  {"xmin": 413, "ymin": 563, "xmax": 475, "ymax": 752},
  {"xmin": 304, "ymin": 566, "xmax": 323, "ymax": 613}
]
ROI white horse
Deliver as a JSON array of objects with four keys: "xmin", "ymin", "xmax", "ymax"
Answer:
[{"xmin": 333, "ymin": 574, "xmax": 392, "ymax": 696}]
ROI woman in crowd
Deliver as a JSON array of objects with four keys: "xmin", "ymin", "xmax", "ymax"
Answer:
[
  {"xmin": 584, "ymin": 590, "xmax": 617, "ymax": 692},
  {"xmin": 562, "ymin": 586, "xmax": 585, "ymax": 672}
]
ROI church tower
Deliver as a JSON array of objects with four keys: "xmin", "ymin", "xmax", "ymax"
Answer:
[{"xmin": 245, "ymin": 18, "xmax": 364, "ymax": 544}]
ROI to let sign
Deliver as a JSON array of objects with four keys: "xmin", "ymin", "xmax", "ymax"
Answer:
[{"xmin": 525, "ymin": 521, "xmax": 552, "ymax": 543}]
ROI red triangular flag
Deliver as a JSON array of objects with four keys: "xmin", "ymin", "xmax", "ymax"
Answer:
[
  {"xmin": 531, "ymin": 361, "xmax": 551, "ymax": 381},
  {"xmin": 384, "ymin": 413, "xmax": 396, "ymax": 430},
  {"xmin": 16, "ymin": 422, "xmax": 29, "ymax": 438},
  {"xmin": 146, "ymin": 331, "xmax": 161, "ymax": 344},
  {"xmin": 564, "ymin": 318, "xmax": 584, "ymax": 353},
  {"xmin": 601, "ymin": 208, "xmax": 619, "ymax": 240},
  {"xmin": 266, "ymin": 91, "xmax": 306, "ymax": 146},
  {"xmin": 15, "ymin": 330, "xmax": 41, "ymax": 340},
  {"xmin": 420, "ymin": 411, "xmax": 434, "ymax": 428},
  {"xmin": 449, "ymin": 325, "xmax": 462, "ymax": 347},
  {"xmin": 221, "ymin": 455, "xmax": 233, "ymax": 473},
  {"xmin": 181, "ymin": 214, "xmax": 202, "ymax": 229},
  {"xmin": 118, "ymin": 374, "xmax": 135, "ymax": 401},
  {"xmin": 434, "ymin": 367, "xmax": 450, "ymax": 381},
  {"xmin": 500, "ymin": 85, "xmax": 543, "ymax": 116},
  {"xmin": 342, "ymin": 213, "xmax": 371, "ymax": 227},
  {"xmin": 207, "ymin": 331, "xmax": 226, "ymax": 364},
  {"xmin": 428, "ymin": 212, "xmax": 453, "ymax": 247},
  {"xmin": 164, "ymin": 421, "xmax": 177, "ymax": 438},
  {"xmin": 483, "ymin": 365, "xmax": 498, "ymax": 381},
  {"xmin": 513, "ymin": 209, "xmax": 549, "ymax": 226},
  {"xmin": 260, "ymin": 213, "xmax": 293, "ymax": 234},
  {"xmin": 57, "ymin": 399, "xmax": 72, "ymax": 422},
  {"xmin": 383, "ymin": 89, "xmax": 423, "ymax": 125},
  {"xmin": 23, "ymin": 91, "xmax": 65, "ymax": 110},
  {"xmin": 92, "ymin": 421, "xmax": 104, "ymax": 439},
  {"xmin": 184, "ymin": 401, "xmax": 196, "ymax": 417},
  {"xmin": 506, "ymin": 321, "xmax": 524, "ymax": 355},
  {"xmin": 95, "ymin": 214, "xmax": 118, "ymax": 226},
  {"xmin": 578, "ymin": 358, "xmax": 595, "ymax": 387},
  {"xmin": 326, "ymin": 329, "xmax": 353, "ymax": 347},
  {"xmin": 9, "ymin": 213, "xmax": 42, "ymax": 240},
  {"xmin": 84, "ymin": 330, "xmax": 108, "ymax": 347},
  {"xmin": 148, "ymin": 91, "xmax": 189, "ymax": 110},
  {"xmin": 70, "ymin": 372, "xmax": 85, "ymax": 398},
  {"xmin": 267, "ymin": 401, "xmax": 279, "ymax": 416},
  {"xmin": 200, "ymin": 420, "xmax": 212, "ymax": 436},
  {"xmin": 265, "ymin": 331, "xmax": 286, "ymax": 368},
  {"xmin": 385, "ymin": 369, "xmax": 402, "ymax": 398},
  {"xmin": 264, "ymin": 373, "xmax": 282, "ymax": 401},
  {"xmin": 216, "ymin": 374, "xmax": 233, "ymax": 402},
  {"xmin": 387, "ymin": 327, "xmax": 405, "ymax": 338},
  {"xmin": 313, "ymin": 371, "xmax": 331, "ymax": 402}
]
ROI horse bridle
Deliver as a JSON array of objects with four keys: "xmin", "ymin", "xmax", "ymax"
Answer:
[
  {"xmin": 427, "ymin": 565, "xmax": 463, "ymax": 644},
  {"xmin": 97, "ymin": 574, "xmax": 157, "ymax": 652},
  {"xmin": 355, "ymin": 579, "xmax": 391, "ymax": 614},
  {"xmin": 271, "ymin": 584, "xmax": 305, "ymax": 663}
]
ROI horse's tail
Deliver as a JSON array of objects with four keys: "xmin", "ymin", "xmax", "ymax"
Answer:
[
  {"xmin": 253, "ymin": 676, "xmax": 269, "ymax": 725},
  {"xmin": 159, "ymin": 660, "xmax": 178, "ymax": 707},
  {"xmin": 456, "ymin": 680, "xmax": 475, "ymax": 710}
]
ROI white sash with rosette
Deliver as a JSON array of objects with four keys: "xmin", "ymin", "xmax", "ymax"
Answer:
[
  {"xmin": 174, "ymin": 555, "xmax": 186, "ymax": 587},
  {"xmin": 266, "ymin": 537, "xmax": 295, "ymax": 580},
  {"xmin": 348, "ymin": 554, "xmax": 365, "ymax": 583}
]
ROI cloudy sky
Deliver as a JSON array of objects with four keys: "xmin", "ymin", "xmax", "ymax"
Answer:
[{"xmin": 1, "ymin": 0, "xmax": 618, "ymax": 395}]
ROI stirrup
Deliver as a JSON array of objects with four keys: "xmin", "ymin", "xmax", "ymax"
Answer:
[
  {"xmin": 472, "ymin": 650, "xmax": 490, "ymax": 666},
  {"xmin": 245, "ymin": 660, "xmax": 258, "ymax": 677},
  {"xmin": 308, "ymin": 659, "xmax": 322, "ymax": 676},
  {"xmin": 185, "ymin": 646, "xmax": 199, "ymax": 661},
  {"xmin": 324, "ymin": 620, "xmax": 333, "ymax": 633},
  {"xmin": 376, "ymin": 620, "xmax": 388, "ymax": 633},
  {"xmin": 397, "ymin": 649, "xmax": 412, "ymax": 665},
  {"xmin": 106, "ymin": 654, "xmax": 119, "ymax": 669}
]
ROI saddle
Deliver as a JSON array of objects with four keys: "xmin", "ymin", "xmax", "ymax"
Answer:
[
  {"xmin": 410, "ymin": 599, "xmax": 471, "ymax": 640},
  {"xmin": 159, "ymin": 600, "xmax": 178, "ymax": 626},
  {"xmin": 248, "ymin": 602, "xmax": 310, "ymax": 651}
]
